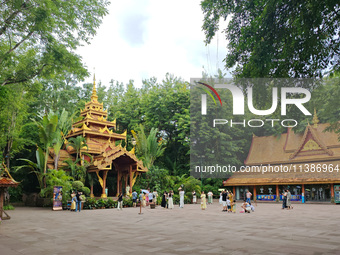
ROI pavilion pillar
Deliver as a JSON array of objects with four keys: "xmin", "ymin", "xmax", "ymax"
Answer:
[
  {"xmin": 253, "ymin": 185, "xmax": 257, "ymax": 202},
  {"xmin": 116, "ymin": 170, "xmax": 120, "ymax": 196},
  {"xmin": 125, "ymin": 173, "xmax": 128, "ymax": 195},
  {"xmin": 101, "ymin": 170, "xmax": 108, "ymax": 198},
  {"xmin": 233, "ymin": 187, "xmax": 236, "ymax": 197},
  {"xmin": 90, "ymin": 182, "xmax": 94, "ymax": 198},
  {"xmin": 129, "ymin": 166, "xmax": 133, "ymax": 194},
  {"xmin": 331, "ymin": 184, "xmax": 334, "ymax": 202},
  {"xmin": 302, "ymin": 184, "xmax": 305, "ymax": 203},
  {"xmin": 276, "ymin": 185, "xmax": 279, "ymax": 202}
]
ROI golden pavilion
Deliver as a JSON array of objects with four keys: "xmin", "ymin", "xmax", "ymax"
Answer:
[{"xmin": 47, "ymin": 76, "xmax": 147, "ymax": 198}]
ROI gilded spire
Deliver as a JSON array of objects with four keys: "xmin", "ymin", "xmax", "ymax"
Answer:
[
  {"xmin": 312, "ymin": 108, "xmax": 319, "ymax": 128},
  {"xmin": 91, "ymin": 72, "xmax": 98, "ymax": 102}
]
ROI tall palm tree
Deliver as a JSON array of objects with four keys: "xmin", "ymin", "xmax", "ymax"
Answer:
[
  {"xmin": 131, "ymin": 124, "xmax": 165, "ymax": 169},
  {"xmin": 66, "ymin": 136, "xmax": 88, "ymax": 162},
  {"xmin": 17, "ymin": 147, "xmax": 45, "ymax": 191}
]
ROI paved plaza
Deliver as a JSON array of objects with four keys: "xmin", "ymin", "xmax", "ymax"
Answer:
[{"xmin": 0, "ymin": 202, "xmax": 340, "ymax": 255}]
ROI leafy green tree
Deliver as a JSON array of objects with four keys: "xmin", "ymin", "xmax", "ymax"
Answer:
[
  {"xmin": 141, "ymin": 75, "xmax": 190, "ymax": 175},
  {"xmin": 131, "ymin": 125, "xmax": 165, "ymax": 169},
  {"xmin": 40, "ymin": 169, "xmax": 73, "ymax": 203},
  {"xmin": 64, "ymin": 135, "xmax": 91, "ymax": 183},
  {"xmin": 0, "ymin": 83, "xmax": 39, "ymax": 168},
  {"xmin": 66, "ymin": 135, "xmax": 88, "ymax": 162},
  {"xmin": 201, "ymin": 0, "xmax": 340, "ymax": 78},
  {"xmin": 52, "ymin": 109, "xmax": 78, "ymax": 169},
  {"xmin": 0, "ymin": 0, "xmax": 109, "ymax": 86},
  {"xmin": 34, "ymin": 112, "xmax": 58, "ymax": 184},
  {"xmin": 16, "ymin": 147, "xmax": 45, "ymax": 191}
]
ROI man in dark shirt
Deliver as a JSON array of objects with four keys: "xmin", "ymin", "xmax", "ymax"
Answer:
[
  {"xmin": 117, "ymin": 193, "xmax": 123, "ymax": 210},
  {"xmin": 222, "ymin": 190, "xmax": 228, "ymax": 211}
]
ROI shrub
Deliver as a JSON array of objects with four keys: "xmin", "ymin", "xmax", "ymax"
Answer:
[
  {"xmin": 3, "ymin": 204, "xmax": 14, "ymax": 210},
  {"xmin": 82, "ymin": 187, "xmax": 90, "ymax": 196},
  {"xmin": 106, "ymin": 198, "xmax": 116, "ymax": 208},
  {"xmin": 84, "ymin": 197, "xmax": 97, "ymax": 209},
  {"xmin": 72, "ymin": 181, "xmax": 84, "ymax": 191},
  {"xmin": 96, "ymin": 198, "xmax": 107, "ymax": 208},
  {"xmin": 123, "ymin": 197, "xmax": 133, "ymax": 207}
]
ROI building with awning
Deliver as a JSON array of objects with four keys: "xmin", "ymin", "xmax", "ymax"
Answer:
[{"xmin": 224, "ymin": 114, "xmax": 340, "ymax": 203}]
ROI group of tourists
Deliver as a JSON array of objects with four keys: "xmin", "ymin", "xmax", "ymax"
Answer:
[
  {"xmin": 219, "ymin": 189, "xmax": 237, "ymax": 213},
  {"xmin": 70, "ymin": 191, "xmax": 82, "ymax": 212},
  {"xmin": 282, "ymin": 189, "xmax": 293, "ymax": 210},
  {"xmin": 130, "ymin": 189, "xmax": 158, "ymax": 208},
  {"xmin": 161, "ymin": 187, "xmax": 185, "ymax": 209}
]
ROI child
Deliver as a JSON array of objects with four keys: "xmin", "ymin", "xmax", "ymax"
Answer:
[
  {"xmin": 232, "ymin": 199, "xmax": 236, "ymax": 213},
  {"xmin": 226, "ymin": 198, "xmax": 231, "ymax": 212},
  {"xmin": 249, "ymin": 202, "xmax": 255, "ymax": 212},
  {"xmin": 142, "ymin": 192, "xmax": 146, "ymax": 207}
]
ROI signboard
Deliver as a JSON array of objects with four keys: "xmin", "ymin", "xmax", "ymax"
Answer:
[
  {"xmin": 257, "ymin": 195, "xmax": 276, "ymax": 201},
  {"xmin": 53, "ymin": 186, "xmax": 63, "ymax": 211}
]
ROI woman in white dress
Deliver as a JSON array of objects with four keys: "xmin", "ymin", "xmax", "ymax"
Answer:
[
  {"xmin": 179, "ymin": 188, "xmax": 185, "ymax": 208},
  {"xmin": 192, "ymin": 190, "xmax": 197, "ymax": 204},
  {"xmin": 168, "ymin": 190, "xmax": 174, "ymax": 209}
]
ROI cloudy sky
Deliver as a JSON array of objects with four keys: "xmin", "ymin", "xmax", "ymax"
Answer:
[{"xmin": 77, "ymin": 0, "xmax": 230, "ymax": 87}]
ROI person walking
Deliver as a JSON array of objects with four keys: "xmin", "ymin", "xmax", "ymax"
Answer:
[
  {"xmin": 132, "ymin": 190, "xmax": 138, "ymax": 207},
  {"xmin": 222, "ymin": 190, "xmax": 228, "ymax": 211},
  {"xmin": 161, "ymin": 191, "xmax": 167, "ymax": 208},
  {"xmin": 179, "ymin": 188, "xmax": 185, "ymax": 208},
  {"xmin": 153, "ymin": 189, "xmax": 158, "ymax": 205},
  {"xmin": 70, "ymin": 191, "xmax": 76, "ymax": 211},
  {"xmin": 75, "ymin": 191, "xmax": 82, "ymax": 212},
  {"xmin": 117, "ymin": 192, "xmax": 123, "ymax": 210},
  {"xmin": 192, "ymin": 190, "xmax": 197, "ymax": 204},
  {"xmin": 139, "ymin": 190, "xmax": 143, "ymax": 206},
  {"xmin": 148, "ymin": 190, "xmax": 154, "ymax": 204},
  {"xmin": 286, "ymin": 189, "xmax": 293, "ymax": 209},
  {"xmin": 168, "ymin": 190, "xmax": 174, "ymax": 209},
  {"xmin": 201, "ymin": 191, "xmax": 207, "ymax": 210},
  {"xmin": 282, "ymin": 190, "xmax": 287, "ymax": 209},
  {"xmin": 246, "ymin": 190, "xmax": 252, "ymax": 204},
  {"xmin": 207, "ymin": 191, "xmax": 213, "ymax": 204}
]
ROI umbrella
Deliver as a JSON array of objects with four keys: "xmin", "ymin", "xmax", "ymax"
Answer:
[{"xmin": 141, "ymin": 189, "xmax": 149, "ymax": 194}]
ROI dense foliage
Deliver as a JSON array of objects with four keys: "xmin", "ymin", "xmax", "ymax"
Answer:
[{"xmin": 201, "ymin": 0, "xmax": 340, "ymax": 78}]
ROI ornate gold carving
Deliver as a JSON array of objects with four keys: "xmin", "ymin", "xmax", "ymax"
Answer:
[
  {"xmin": 86, "ymin": 113, "xmax": 93, "ymax": 119},
  {"xmin": 99, "ymin": 126, "xmax": 110, "ymax": 133},
  {"xmin": 81, "ymin": 123, "xmax": 91, "ymax": 130},
  {"xmin": 129, "ymin": 147, "xmax": 135, "ymax": 154},
  {"xmin": 302, "ymin": 139, "xmax": 321, "ymax": 151},
  {"xmin": 96, "ymin": 171, "xmax": 104, "ymax": 188}
]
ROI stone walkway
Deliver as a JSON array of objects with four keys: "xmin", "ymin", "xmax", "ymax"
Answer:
[{"xmin": 0, "ymin": 202, "xmax": 340, "ymax": 255}]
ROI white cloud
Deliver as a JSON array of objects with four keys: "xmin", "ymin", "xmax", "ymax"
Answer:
[{"xmin": 76, "ymin": 0, "xmax": 230, "ymax": 87}]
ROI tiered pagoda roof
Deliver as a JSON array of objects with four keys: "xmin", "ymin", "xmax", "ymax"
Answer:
[{"xmin": 48, "ymin": 75, "xmax": 147, "ymax": 175}]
